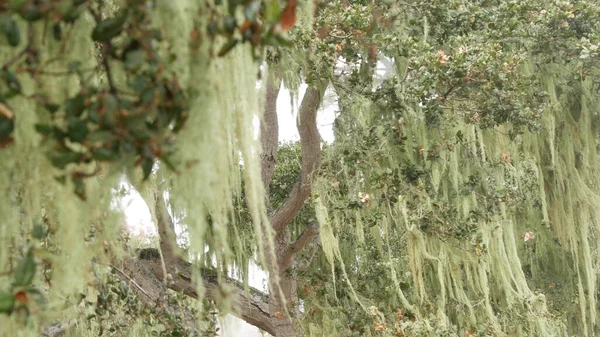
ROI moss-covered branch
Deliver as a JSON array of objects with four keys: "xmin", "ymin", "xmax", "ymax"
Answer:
[{"xmin": 135, "ymin": 248, "xmax": 274, "ymax": 335}]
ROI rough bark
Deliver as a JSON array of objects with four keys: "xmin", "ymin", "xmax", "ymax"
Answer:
[
  {"xmin": 280, "ymin": 222, "xmax": 320, "ymax": 270},
  {"xmin": 267, "ymin": 228, "xmax": 300, "ymax": 337},
  {"xmin": 131, "ymin": 249, "xmax": 275, "ymax": 335}
]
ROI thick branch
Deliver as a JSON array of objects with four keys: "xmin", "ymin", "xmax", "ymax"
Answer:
[
  {"xmin": 136, "ymin": 249, "xmax": 275, "ymax": 335},
  {"xmin": 280, "ymin": 222, "xmax": 320, "ymax": 269},
  {"xmin": 270, "ymin": 87, "xmax": 323, "ymax": 232},
  {"xmin": 261, "ymin": 71, "xmax": 281, "ymax": 193},
  {"xmin": 144, "ymin": 194, "xmax": 274, "ymax": 335}
]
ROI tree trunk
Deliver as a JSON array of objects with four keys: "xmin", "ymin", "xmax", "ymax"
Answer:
[{"xmin": 268, "ymin": 228, "xmax": 301, "ymax": 337}]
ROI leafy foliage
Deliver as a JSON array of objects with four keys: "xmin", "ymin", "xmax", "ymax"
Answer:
[{"xmin": 0, "ymin": 0, "xmax": 298, "ymax": 199}]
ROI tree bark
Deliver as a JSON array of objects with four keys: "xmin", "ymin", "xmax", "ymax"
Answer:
[
  {"xmin": 267, "ymin": 228, "xmax": 300, "ymax": 337},
  {"xmin": 269, "ymin": 87, "xmax": 323, "ymax": 233},
  {"xmin": 265, "ymin": 86, "xmax": 323, "ymax": 337}
]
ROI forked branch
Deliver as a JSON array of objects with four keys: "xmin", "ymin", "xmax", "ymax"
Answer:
[{"xmin": 280, "ymin": 222, "xmax": 320, "ymax": 269}]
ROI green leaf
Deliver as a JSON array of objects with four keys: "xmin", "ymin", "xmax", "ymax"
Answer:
[
  {"xmin": 218, "ymin": 39, "xmax": 238, "ymax": 57},
  {"xmin": 4, "ymin": 17, "xmax": 21, "ymax": 47},
  {"xmin": 54, "ymin": 175, "xmax": 66, "ymax": 185},
  {"xmin": 43, "ymin": 103, "xmax": 60, "ymax": 114},
  {"xmin": 0, "ymin": 292, "xmax": 15, "ymax": 314},
  {"xmin": 102, "ymin": 94, "xmax": 119, "ymax": 127},
  {"xmin": 19, "ymin": 3, "xmax": 42, "ymax": 22},
  {"xmin": 223, "ymin": 16, "xmax": 237, "ymax": 35},
  {"xmin": 124, "ymin": 49, "xmax": 146, "ymax": 70},
  {"xmin": 265, "ymin": 1, "xmax": 281, "ymax": 23},
  {"xmin": 7, "ymin": 0, "xmax": 25, "ymax": 11},
  {"xmin": 26, "ymin": 288, "xmax": 47, "ymax": 307},
  {"xmin": 52, "ymin": 23, "xmax": 62, "ymax": 41},
  {"xmin": 66, "ymin": 118, "xmax": 88, "ymax": 142},
  {"xmin": 92, "ymin": 148, "xmax": 118, "ymax": 161},
  {"xmin": 65, "ymin": 94, "xmax": 86, "ymax": 117},
  {"xmin": 161, "ymin": 154, "xmax": 177, "ymax": 172},
  {"xmin": 88, "ymin": 130, "xmax": 116, "ymax": 144},
  {"xmin": 3, "ymin": 70, "xmax": 21, "ymax": 94},
  {"xmin": 34, "ymin": 123, "xmax": 53, "ymax": 136},
  {"xmin": 0, "ymin": 115, "xmax": 14, "ymax": 140},
  {"xmin": 14, "ymin": 251, "xmax": 36, "ymax": 287},
  {"xmin": 48, "ymin": 151, "xmax": 82, "ymax": 169},
  {"xmin": 91, "ymin": 11, "xmax": 128, "ymax": 42},
  {"xmin": 67, "ymin": 61, "xmax": 82, "ymax": 72},
  {"xmin": 32, "ymin": 223, "xmax": 48, "ymax": 239},
  {"xmin": 273, "ymin": 35, "xmax": 293, "ymax": 48},
  {"xmin": 142, "ymin": 157, "xmax": 154, "ymax": 180},
  {"xmin": 73, "ymin": 177, "xmax": 86, "ymax": 200},
  {"xmin": 207, "ymin": 21, "xmax": 219, "ymax": 36}
]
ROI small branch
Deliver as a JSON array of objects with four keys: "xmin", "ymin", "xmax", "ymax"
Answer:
[
  {"xmin": 145, "ymin": 192, "xmax": 275, "ymax": 333},
  {"xmin": 297, "ymin": 235, "xmax": 320, "ymax": 271},
  {"xmin": 101, "ymin": 43, "xmax": 117, "ymax": 94},
  {"xmin": 88, "ymin": 6, "xmax": 116, "ymax": 94},
  {"xmin": 111, "ymin": 265, "xmax": 154, "ymax": 301},
  {"xmin": 280, "ymin": 222, "xmax": 320, "ymax": 269},
  {"xmin": 270, "ymin": 86, "xmax": 324, "ymax": 232}
]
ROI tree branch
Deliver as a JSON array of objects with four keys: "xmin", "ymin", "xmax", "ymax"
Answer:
[
  {"xmin": 141, "ymin": 192, "xmax": 275, "ymax": 335},
  {"xmin": 280, "ymin": 222, "xmax": 320, "ymax": 269},
  {"xmin": 261, "ymin": 71, "xmax": 281, "ymax": 194},
  {"xmin": 136, "ymin": 249, "xmax": 275, "ymax": 335},
  {"xmin": 270, "ymin": 87, "xmax": 323, "ymax": 233}
]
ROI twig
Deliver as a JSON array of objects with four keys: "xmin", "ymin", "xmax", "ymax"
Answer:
[
  {"xmin": 101, "ymin": 43, "xmax": 117, "ymax": 94},
  {"xmin": 87, "ymin": 5, "xmax": 116, "ymax": 94},
  {"xmin": 111, "ymin": 265, "xmax": 154, "ymax": 300}
]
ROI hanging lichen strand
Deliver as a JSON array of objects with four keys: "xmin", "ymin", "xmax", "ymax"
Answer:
[
  {"xmin": 308, "ymin": 50, "xmax": 600, "ymax": 335},
  {"xmin": 0, "ymin": 0, "xmax": 273, "ymax": 335},
  {"xmin": 0, "ymin": 8, "xmax": 124, "ymax": 335}
]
